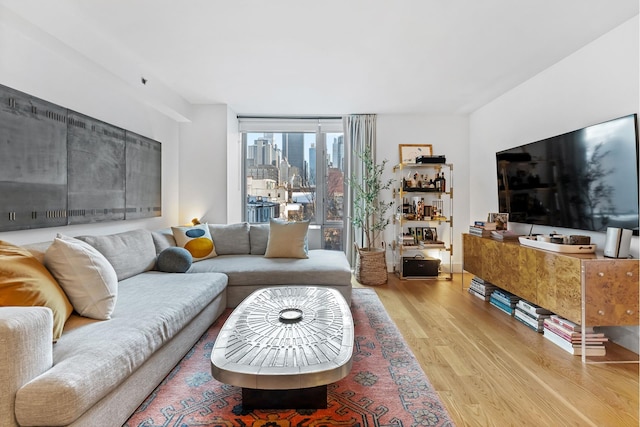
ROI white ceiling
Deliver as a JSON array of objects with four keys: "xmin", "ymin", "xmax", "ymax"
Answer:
[{"xmin": 2, "ymin": 0, "xmax": 638, "ymax": 116}]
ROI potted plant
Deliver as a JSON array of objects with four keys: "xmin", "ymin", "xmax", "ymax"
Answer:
[{"xmin": 349, "ymin": 146, "xmax": 394, "ymax": 285}]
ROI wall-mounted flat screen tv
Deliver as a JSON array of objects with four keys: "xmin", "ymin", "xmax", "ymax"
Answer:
[{"xmin": 496, "ymin": 114, "xmax": 639, "ymax": 235}]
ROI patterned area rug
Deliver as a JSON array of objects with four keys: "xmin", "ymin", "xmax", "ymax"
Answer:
[{"xmin": 124, "ymin": 288, "xmax": 455, "ymax": 426}]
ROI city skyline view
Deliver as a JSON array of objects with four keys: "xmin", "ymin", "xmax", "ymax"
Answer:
[{"xmin": 244, "ymin": 131, "xmax": 346, "ymax": 250}]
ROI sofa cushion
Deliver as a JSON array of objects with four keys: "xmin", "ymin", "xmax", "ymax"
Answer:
[
  {"xmin": 172, "ymin": 224, "xmax": 217, "ymax": 261},
  {"xmin": 44, "ymin": 234, "xmax": 118, "ymax": 320},
  {"xmin": 22, "ymin": 241, "xmax": 51, "ymax": 264},
  {"xmin": 0, "ymin": 241, "xmax": 73, "ymax": 340},
  {"xmin": 156, "ymin": 247, "xmax": 192, "ymax": 273},
  {"xmin": 77, "ymin": 229, "xmax": 157, "ymax": 281},
  {"xmin": 151, "ymin": 228, "xmax": 176, "ymax": 253},
  {"xmin": 249, "ymin": 223, "xmax": 270, "ymax": 255},
  {"xmin": 189, "ymin": 250, "xmax": 351, "ymax": 287},
  {"xmin": 14, "ymin": 271, "xmax": 228, "ymax": 426},
  {"xmin": 208, "ymin": 222, "xmax": 250, "ymax": 255},
  {"xmin": 264, "ymin": 219, "xmax": 309, "ymax": 259}
]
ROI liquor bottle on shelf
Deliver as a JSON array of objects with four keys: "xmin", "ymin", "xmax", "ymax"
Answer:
[{"xmin": 434, "ymin": 173, "xmax": 442, "ymax": 191}]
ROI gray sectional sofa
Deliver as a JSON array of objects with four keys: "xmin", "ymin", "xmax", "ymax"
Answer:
[{"xmin": 0, "ymin": 222, "xmax": 352, "ymax": 427}]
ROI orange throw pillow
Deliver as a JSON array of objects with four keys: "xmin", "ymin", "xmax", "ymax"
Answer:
[{"xmin": 0, "ymin": 240, "xmax": 73, "ymax": 341}]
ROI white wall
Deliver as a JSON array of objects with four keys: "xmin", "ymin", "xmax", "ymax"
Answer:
[
  {"xmin": 226, "ymin": 109, "xmax": 242, "ymax": 223},
  {"xmin": 0, "ymin": 9, "xmax": 182, "ymax": 245},
  {"xmin": 470, "ymin": 16, "xmax": 639, "ymax": 256},
  {"xmin": 377, "ymin": 114, "xmax": 470, "ymax": 272},
  {"xmin": 469, "ymin": 16, "xmax": 639, "ymax": 352},
  {"xmin": 178, "ymin": 105, "xmax": 231, "ymax": 225},
  {"xmin": 176, "ymin": 104, "xmax": 239, "ymax": 225}
]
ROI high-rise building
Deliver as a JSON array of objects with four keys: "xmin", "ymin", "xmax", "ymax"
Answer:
[
  {"xmin": 308, "ymin": 143, "xmax": 316, "ymax": 185},
  {"xmin": 282, "ymin": 133, "xmax": 305, "ymax": 179},
  {"xmin": 332, "ymin": 135, "xmax": 344, "ymax": 171}
]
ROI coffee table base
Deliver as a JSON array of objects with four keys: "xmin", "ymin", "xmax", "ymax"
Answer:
[{"xmin": 242, "ymin": 385, "xmax": 327, "ymax": 410}]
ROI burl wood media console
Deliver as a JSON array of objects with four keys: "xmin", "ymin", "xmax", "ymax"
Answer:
[{"xmin": 462, "ymin": 234, "xmax": 639, "ymax": 329}]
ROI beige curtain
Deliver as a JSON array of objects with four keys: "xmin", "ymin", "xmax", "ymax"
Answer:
[{"xmin": 343, "ymin": 114, "xmax": 377, "ymax": 267}]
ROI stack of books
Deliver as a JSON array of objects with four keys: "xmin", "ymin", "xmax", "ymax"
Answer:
[
  {"xmin": 514, "ymin": 300, "xmax": 552, "ymax": 332},
  {"xmin": 468, "ymin": 276, "xmax": 497, "ymax": 301},
  {"xmin": 489, "ymin": 288, "xmax": 519, "ymax": 316},
  {"xmin": 469, "ymin": 221, "xmax": 496, "ymax": 237},
  {"xmin": 542, "ymin": 315, "xmax": 608, "ymax": 356},
  {"xmin": 490, "ymin": 230, "xmax": 521, "ymax": 241}
]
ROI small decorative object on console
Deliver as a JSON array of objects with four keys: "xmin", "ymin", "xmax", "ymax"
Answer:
[
  {"xmin": 604, "ymin": 227, "xmax": 633, "ymax": 258},
  {"xmin": 568, "ymin": 235, "xmax": 590, "ymax": 245},
  {"xmin": 488, "ymin": 213, "xmax": 509, "ymax": 230}
]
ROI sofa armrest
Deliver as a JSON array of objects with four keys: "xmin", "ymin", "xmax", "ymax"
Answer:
[{"xmin": 0, "ymin": 307, "xmax": 54, "ymax": 427}]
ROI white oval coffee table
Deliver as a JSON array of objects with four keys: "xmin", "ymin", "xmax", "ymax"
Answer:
[{"xmin": 210, "ymin": 286, "xmax": 354, "ymax": 409}]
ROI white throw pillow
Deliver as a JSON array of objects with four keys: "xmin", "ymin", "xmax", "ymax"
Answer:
[
  {"xmin": 264, "ymin": 219, "xmax": 310, "ymax": 259},
  {"xmin": 44, "ymin": 234, "xmax": 118, "ymax": 320}
]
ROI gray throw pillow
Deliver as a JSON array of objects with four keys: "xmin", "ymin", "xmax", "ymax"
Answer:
[
  {"xmin": 156, "ymin": 247, "xmax": 192, "ymax": 273},
  {"xmin": 249, "ymin": 223, "xmax": 270, "ymax": 255},
  {"xmin": 77, "ymin": 229, "xmax": 157, "ymax": 281},
  {"xmin": 208, "ymin": 222, "xmax": 250, "ymax": 255},
  {"xmin": 151, "ymin": 229, "xmax": 176, "ymax": 253}
]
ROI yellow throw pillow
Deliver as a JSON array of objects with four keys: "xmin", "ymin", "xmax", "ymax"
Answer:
[
  {"xmin": 171, "ymin": 224, "xmax": 217, "ymax": 261},
  {"xmin": 264, "ymin": 219, "xmax": 310, "ymax": 259},
  {"xmin": 0, "ymin": 240, "xmax": 73, "ymax": 341}
]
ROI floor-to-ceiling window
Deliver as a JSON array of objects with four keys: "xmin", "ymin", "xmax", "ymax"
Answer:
[{"xmin": 239, "ymin": 117, "xmax": 345, "ymax": 250}]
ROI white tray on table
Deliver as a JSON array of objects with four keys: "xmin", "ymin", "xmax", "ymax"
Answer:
[{"xmin": 518, "ymin": 236, "xmax": 596, "ymax": 253}]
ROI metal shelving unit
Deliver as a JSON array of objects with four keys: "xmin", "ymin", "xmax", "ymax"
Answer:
[{"xmin": 391, "ymin": 162, "xmax": 453, "ymax": 280}]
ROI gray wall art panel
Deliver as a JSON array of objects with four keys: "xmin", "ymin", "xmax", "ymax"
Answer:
[
  {"xmin": 125, "ymin": 132, "xmax": 162, "ymax": 219},
  {"xmin": 0, "ymin": 85, "xmax": 68, "ymax": 231},
  {"xmin": 0, "ymin": 84, "xmax": 162, "ymax": 232},
  {"xmin": 67, "ymin": 111, "xmax": 126, "ymax": 224}
]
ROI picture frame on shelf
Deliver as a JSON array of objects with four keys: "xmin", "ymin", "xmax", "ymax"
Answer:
[
  {"xmin": 399, "ymin": 144, "xmax": 433, "ymax": 165},
  {"xmin": 423, "ymin": 226, "xmax": 438, "ymax": 243}
]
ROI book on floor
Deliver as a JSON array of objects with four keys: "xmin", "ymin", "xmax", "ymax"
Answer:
[
  {"xmin": 543, "ymin": 328, "xmax": 606, "ymax": 356},
  {"xmin": 545, "ymin": 317, "xmax": 600, "ymax": 337},
  {"xmin": 547, "ymin": 314, "xmax": 597, "ymax": 333},
  {"xmin": 517, "ymin": 300, "xmax": 552, "ymax": 316},
  {"xmin": 514, "ymin": 308, "xmax": 544, "ymax": 332},
  {"xmin": 468, "ymin": 287, "xmax": 491, "ymax": 301},
  {"xmin": 489, "ymin": 296, "xmax": 515, "ymax": 316},
  {"xmin": 516, "ymin": 306, "xmax": 550, "ymax": 322},
  {"xmin": 491, "ymin": 289, "xmax": 519, "ymax": 306},
  {"xmin": 470, "ymin": 277, "xmax": 497, "ymax": 296}
]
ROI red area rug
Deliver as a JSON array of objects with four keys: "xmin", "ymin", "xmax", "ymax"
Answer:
[{"xmin": 124, "ymin": 288, "xmax": 455, "ymax": 426}]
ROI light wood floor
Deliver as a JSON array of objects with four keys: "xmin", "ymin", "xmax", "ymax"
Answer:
[{"xmin": 354, "ymin": 273, "xmax": 639, "ymax": 427}]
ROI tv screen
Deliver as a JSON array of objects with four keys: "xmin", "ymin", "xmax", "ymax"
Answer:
[{"xmin": 496, "ymin": 114, "xmax": 639, "ymax": 235}]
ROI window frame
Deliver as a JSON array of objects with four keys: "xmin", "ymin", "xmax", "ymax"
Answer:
[{"xmin": 239, "ymin": 117, "xmax": 345, "ymax": 250}]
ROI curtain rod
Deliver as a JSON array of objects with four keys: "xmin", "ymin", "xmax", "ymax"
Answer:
[{"xmin": 237, "ymin": 115, "xmax": 343, "ymax": 120}]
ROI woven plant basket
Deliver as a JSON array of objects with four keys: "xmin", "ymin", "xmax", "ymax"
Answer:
[{"xmin": 354, "ymin": 245, "xmax": 388, "ymax": 286}]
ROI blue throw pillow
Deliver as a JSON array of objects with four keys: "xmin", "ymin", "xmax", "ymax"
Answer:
[{"xmin": 156, "ymin": 247, "xmax": 193, "ymax": 273}]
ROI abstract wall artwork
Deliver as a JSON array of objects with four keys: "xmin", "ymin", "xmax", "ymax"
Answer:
[
  {"xmin": 0, "ymin": 84, "xmax": 162, "ymax": 232},
  {"xmin": 125, "ymin": 131, "xmax": 162, "ymax": 220}
]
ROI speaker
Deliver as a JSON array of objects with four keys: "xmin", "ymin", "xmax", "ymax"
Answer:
[{"xmin": 604, "ymin": 227, "xmax": 633, "ymax": 258}]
